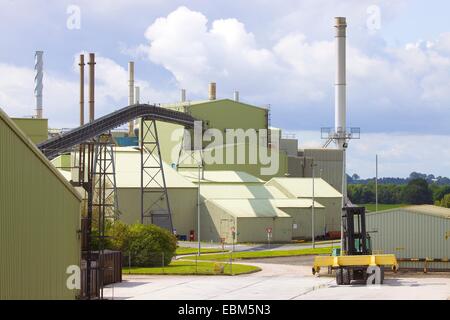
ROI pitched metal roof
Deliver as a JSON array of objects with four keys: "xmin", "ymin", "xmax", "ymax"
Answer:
[
  {"xmin": 266, "ymin": 177, "xmax": 342, "ymax": 198},
  {"xmin": 180, "ymin": 170, "xmax": 264, "ymax": 184},
  {"xmin": 368, "ymin": 205, "xmax": 450, "ymax": 219},
  {"xmin": 206, "ymin": 199, "xmax": 292, "ymax": 218},
  {"xmin": 113, "ymin": 147, "xmax": 197, "ymax": 188}
]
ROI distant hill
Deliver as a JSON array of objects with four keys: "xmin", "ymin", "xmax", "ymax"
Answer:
[{"xmin": 348, "ymin": 171, "xmax": 450, "ymax": 185}]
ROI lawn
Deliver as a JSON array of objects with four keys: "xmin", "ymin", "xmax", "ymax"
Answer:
[
  {"xmin": 180, "ymin": 246, "xmax": 334, "ymax": 262},
  {"xmin": 175, "ymin": 247, "xmax": 227, "ymax": 255},
  {"xmin": 123, "ymin": 260, "xmax": 260, "ymax": 275},
  {"xmin": 357, "ymin": 203, "xmax": 407, "ymax": 212}
]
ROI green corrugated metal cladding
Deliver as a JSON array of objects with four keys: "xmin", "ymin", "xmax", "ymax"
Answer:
[{"xmin": 1, "ymin": 109, "xmax": 81, "ymax": 299}]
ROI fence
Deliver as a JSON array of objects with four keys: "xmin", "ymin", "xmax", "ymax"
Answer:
[
  {"xmin": 123, "ymin": 250, "xmax": 235, "ymax": 276},
  {"xmin": 80, "ymin": 250, "xmax": 122, "ymax": 299}
]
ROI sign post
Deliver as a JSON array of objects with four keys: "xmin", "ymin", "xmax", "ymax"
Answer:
[
  {"xmin": 231, "ymin": 226, "xmax": 236, "ymax": 252},
  {"xmin": 266, "ymin": 227, "xmax": 273, "ymax": 249}
]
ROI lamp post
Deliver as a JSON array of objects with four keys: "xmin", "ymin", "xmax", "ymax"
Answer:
[
  {"xmin": 197, "ymin": 163, "xmax": 201, "ymax": 256},
  {"xmin": 375, "ymin": 154, "xmax": 378, "ymax": 212},
  {"xmin": 311, "ymin": 161, "xmax": 318, "ymax": 249}
]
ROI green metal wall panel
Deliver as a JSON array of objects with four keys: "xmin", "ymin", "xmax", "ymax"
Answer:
[
  {"xmin": 1, "ymin": 115, "xmax": 81, "ymax": 299},
  {"xmin": 116, "ymin": 188, "xmax": 198, "ymax": 238},
  {"xmin": 11, "ymin": 118, "xmax": 48, "ymax": 144},
  {"xmin": 367, "ymin": 209, "xmax": 450, "ymax": 269},
  {"xmin": 150, "ymin": 99, "xmax": 288, "ymax": 179}
]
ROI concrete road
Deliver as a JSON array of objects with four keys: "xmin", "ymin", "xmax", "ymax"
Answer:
[
  {"xmin": 103, "ymin": 256, "xmax": 450, "ymax": 300},
  {"xmin": 177, "ymin": 240, "xmax": 339, "ymax": 252}
]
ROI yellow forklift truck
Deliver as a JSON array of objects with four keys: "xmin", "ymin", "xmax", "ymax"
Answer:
[{"xmin": 313, "ymin": 207, "xmax": 398, "ymax": 285}]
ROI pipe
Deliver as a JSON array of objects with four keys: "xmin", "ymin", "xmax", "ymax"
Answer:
[
  {"xmin": 334, "ymin": 17, "xmax": 347, "ymax": 149},
  {"xmin": 234, "ymin": 91, "xmax": 239, "ymax": 102},
  {"xmin": 208, "ymin": 82, "xmax": 216, "ymax": 100},
  {"xmin": 79, "ymin": 54, "xmax": 85, "ymax": 126},
  {"xmin": 181, "ymin": 89, "xmax": 186, "ymax": 102},
  {"xmin": 34, "ymin": 51, "xmax": 44, "ymax": 119},
  {"xmin": 88, "ymin": 53, "xmax": 95, "ymax": 123},
  {"xmin": 128, "ymin": 61, "xmax": 135, "ymax": 136}
]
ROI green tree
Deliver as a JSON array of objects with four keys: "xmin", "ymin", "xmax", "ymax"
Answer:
[
  {"xmin": 439, "ymin": 194, "xmax": 450, "ymax": 208},
  {"xmin": 401, "ymin": 178, "xmax": 433, "ymax": 204}
]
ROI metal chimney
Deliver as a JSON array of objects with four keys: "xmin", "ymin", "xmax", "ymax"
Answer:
[
  {"xmin": 208, "ymin": 82, "xmax": 216, "ymax": 100},
  {"xmin": 128, "ymin": 61, "xmax": 135, "ymax": 136},
  {"xmin": 334, "ymin": 17, "xmax": 347, "ymax": 149},
  {"xmin": 181, "ymin": 89, "xmax": 186, "ymax": 102},
  {"xmin": 79, "ymin": 54, "xmax": 85, "ymax": 126},
  {"xmin": 34, "ymin": 51, "xmax": 44, "ymax": 119},
  {"xmin": 135, "ymin": 86, "xmax": 140, "ymax": 104},
  {"xmin": 234, "ymin": 91, "xmax": 240, "ymax": 102},
  {"xmin": 88, "ymin": 53, "xmax": 96, "ymax": 122}
]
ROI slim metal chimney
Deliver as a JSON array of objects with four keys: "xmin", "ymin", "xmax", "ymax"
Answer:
[
  {"xmin": 334, "ymin": 17, "xmax": 347, "ymax": 149},
  {"xmin": 88, "ymin": 53, "xmax": 96, "ymax": 122},
  {"xmin": 79, "ymin": 54, "xmax": 85, "ymax": 126},
  {"xmin": 234, "ymin": 91, "xmax": 240, "ymax": 102},
  {"xmin": 34, "ymin": 51, "xmax": 44, "ymax": 119},
  {"xmin": 135, "ymin": 86, "xmax": 140, "ymax": 104},
  {"xmin": 208, "ymin": 82, "xmax": 216, "ymax": 100},
  {"xmin": 181, "ymin": 89, "xmax": 186, "ymax": 102},
  {"xmin": 128, "ymin": 61, "xmax": 135, "ymax": 136}
]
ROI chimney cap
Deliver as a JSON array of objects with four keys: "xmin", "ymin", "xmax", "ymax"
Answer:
[{"xmin": 334, "ymin": 17, "xmax": 347, "ymax": 27}]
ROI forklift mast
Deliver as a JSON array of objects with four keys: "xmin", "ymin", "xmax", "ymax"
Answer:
[{"xmin": 342, "ymin": 207, "xmax": 371, "ymax": 255}]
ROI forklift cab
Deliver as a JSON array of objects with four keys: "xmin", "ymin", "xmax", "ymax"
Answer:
[{"xmin": 342, "ymin": 206, "xmax": 372, "ymax": 255}]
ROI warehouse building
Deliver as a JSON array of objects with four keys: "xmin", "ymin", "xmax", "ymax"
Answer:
[
  {"xmin": 0, "ymin": 109, "xmax": 81, "ymax": 299},
  {"xmin": 266, "ymin": 177, "xmax": 342, "ymax": 234},
  {"xmin": 366, "ymin": 205, "xmax": 450, "ymax": 270},
  {"xmin": 180, "ymin": 170, "xmax": 326, "ymax": 243}
]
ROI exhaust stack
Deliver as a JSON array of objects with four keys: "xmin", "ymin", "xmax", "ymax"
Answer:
[
  {"xmin": 34, "ymin": 51, "xmax": 44, "ymax": 119},
  {"xmin": 181, "ymin": 89, "xmax": 186, "ymax": 102},
  {"xmin": 79, "ymin": 54, "xmax": 85, "ymax": 126},
  {"xmin": 234, "ymin": 91, "xmax": 240, "ymax": 102},
  {"xmin": 334, "ymin": 17, "xmax": 347, "ymax": 149},
  {"xmin": 128, "ymin": 61, "xmax": 135, "ymax": 136},
  {"xmin": 208, "ymin": 82, "xmax": 216, "ymax": 100},
  {"xmin": 88, "ymin": 53, "xmax": 95, "ymax": 123},
  {"xmin": 135, "ymin": 86, "xmax": 140, "ymax": 104}
]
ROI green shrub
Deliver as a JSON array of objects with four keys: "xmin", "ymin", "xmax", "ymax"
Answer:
[{"xmin": 109, "ymin": 222, "xmax": 176, "ymax": 267}]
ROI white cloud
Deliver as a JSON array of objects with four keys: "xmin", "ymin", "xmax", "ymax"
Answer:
[
  {"xmin": 295, "ymin": 130, "xmax": 450, "ymax": 178},
  {"xmin": 135, "ymin": 6, "xmax": 450, "ymax": 134},
  {"xmin": 0, "ymin": 54, "xmax": 176, "ymax": 128}
]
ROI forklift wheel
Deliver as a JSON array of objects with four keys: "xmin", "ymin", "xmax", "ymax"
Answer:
[
  {"xmin": 335, "ymin": 268, "xmax": 343, "ymax": 285},
  {"xmin": 342, "ymin": 268, "xmax": 351, "ymax": 285}
]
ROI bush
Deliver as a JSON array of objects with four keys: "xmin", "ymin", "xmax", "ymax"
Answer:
[{"xmin": 109, "ymin": 222, "xmax": 177, "ymax": 267}]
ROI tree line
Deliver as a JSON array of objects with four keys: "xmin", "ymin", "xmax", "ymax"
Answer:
[
  {"xmin": 348, "ymin": 171, "xmax": 450, "ymax": 186},
  {"xmin": 348, "ymin": 178, "xmax": 450, "ymax": 208}
]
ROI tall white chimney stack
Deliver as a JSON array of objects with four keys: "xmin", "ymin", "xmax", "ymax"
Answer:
[
  {"xmin": 334, "ymin": 17, "xmax": 347, "ymax": 149},
  {"xmin": 181, "ymin": 89, "xmax": 186, "ymax": 102},
  {"xmin": 34, "ymin": 51, "xmax": 44, "ymax": 119},
  {"xmin": 128, "ymin": 61, "xmax": 135, "ymax": 136}
]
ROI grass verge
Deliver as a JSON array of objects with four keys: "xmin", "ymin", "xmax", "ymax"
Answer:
[
  {"xmin": 176, "ymin": 247, "xmax": 227, "ymax": 255},
  {"xmin": 358, "ymin": 203, "xmax": 407, "ymax": 212},
  {"xmin": 123, "ymin": 260, "xmax": 260, "ymax": 275},
  {"xmin": 180, "ymin": 247, "xmax": 334, "ymax": 262}
]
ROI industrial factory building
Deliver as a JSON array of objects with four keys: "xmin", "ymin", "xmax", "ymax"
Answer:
[
  {"xmin": 367, "ymin": 205, "xmax": 450, "ymax": 270},
  {"xmin": 266, "ymin": 178, "xmax": 343, "ymax": 234},
  {"xmin": 0, "ymin": 109, "xmax": 81, "ymax": 299}
]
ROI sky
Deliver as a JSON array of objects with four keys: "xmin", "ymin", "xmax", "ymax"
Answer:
[{"xmin": 0, "ymin": 0, "xmax": 450, "ymax": 178}]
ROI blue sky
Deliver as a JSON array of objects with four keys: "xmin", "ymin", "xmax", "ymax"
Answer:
[{"xmin": 1, "ymin": 0, "xmax": 450, "ymax": 178}]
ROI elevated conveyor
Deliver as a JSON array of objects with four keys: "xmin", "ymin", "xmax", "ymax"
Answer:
[{"xmin": 37, "ymin": 104, "xmax": 197, "ymax": 159}]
